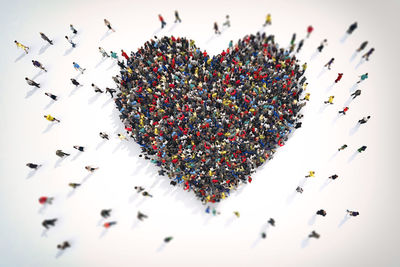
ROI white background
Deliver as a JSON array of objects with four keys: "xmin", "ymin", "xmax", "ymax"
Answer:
[{"xmin": 0, "ymin": 0, "xmax": 399, "ymax": 266}]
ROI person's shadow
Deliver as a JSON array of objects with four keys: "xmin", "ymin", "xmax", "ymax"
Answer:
[
  {"xmin": 71, "ymin": 152, "xmax": 83, "ymax": 161},
  {"xmin": 81, "ymin": 173, "xmax": 93, "ymax": 184},
  {"xmin": 349, "ymin": 83, "xmax": 358, "ymax": 93},
  {"xmin": 69, "ymin": 85, "xmax": 81, "ymax": 97},
  {"xmin": 32, "ymin": 71, "xmax": 44, "ymax": 80},
  {"xmin": 344, "ymin": 96, "xmax": 353, "ymax": 107},
  {"xmin": 325, "ymin": 82, "xmax": 335, "ymax": 92},
  {"xmin": 25, "ymin": 87, "xmax": 38, "ymax": 99},
  {"xmin": 340, "ymin": 33, "xmax": 349, "ymax": 43},
  {"xmin": 338, "ymin": 214, "xmax": 350, "ymax": 228},
  {"xmin": 156, "ymin": 242, "xmax": 167, "ymax": 253},
  {"xmin": 39, "ymin": 43, "xmax": 51, "ymax": 55},
  {"xmin": 15, "ymin": 52, "xmax": 27, "ymax": 62},
  {"xmin": 224, "ymin": 215, "xmax": 236, "ymax": 228},
  {"xmin": 309, "ymin": 51, "xmax": 318, "ymax": 61},
  {"xmin": 308, "ymin": 214, "xmax": 317, "ymax": 226},
  {"xmin": 54, "ymin": 157, "xmax": 66, "ymax": 168},
  {"xmin": 38, "ymin": 204, "xmax": 49, "ymax": 214},
  {"xmin": 42, "ymin": 123, "xmax": 55, "ymax": 134},
  {"xmin": 349, "ymin": 123, "xmax": 361, "ymax": 136},
  {"xmin": 55, "ymin": 249, "xmax": 66, "ymax": 259},
  {"xmin": 347, "ymin": 151, "xmax": 359, "ymax": 163},
  {"xmin": 88, "ymin": 93, "xmax": 101, "ymax": 104},
  {"xmin": 206, "ymin": 34, "xmax": 217, "ymax": 44},
  {"xmin": 350, "ymin": 51, "xmax": 357, "ymax": 62},
  {"xmin": 168, "ymin": 23, "xmax": 179, "ymax": 32},
  {"xmin": 26, "ymin": 170, "xmax": 38, "ymax": 179},
  {"xmin": 64, "ymin": 47, "xmax": 74, "ymax": 56},
  {"xmin": 44, "ymin": 100, "xmax": 56, "ymax": 110},
  {"xmin": 100, "ymin": 31, "xmax": 112, "ymax": 41},
  {"xmin": 106, "ymin": 60, "xmax": 117, "ymax": 70},
  {"xmin": 96, "ymin": 139, "xmax": 107, "ymax": 150},
  {"xmin": 41, "ymin": 228, "xmax": 49, "ymax": 237},
  {"xmin": 317, "ymin": 68, "xmax": 327, "ymax": 78},
  {"xmin": 251, "ymin": 235, "xmax": 263, "ymax": 248},
  {"xmin": 99, "ymin": 228, "xmax": 109, "ymax": 238},
  {"xmin": 355, "ymin": 58, "xmax": 365, "ymax": 69},
  {"xmin": 95, "ymin": 57, "xmax": 107, "ymax": 68},
  {"xmin": 331, "ymin": 113, "xmax": 341, "ymax": 125},
  {"xmin": 329, "ymin": 151, "xmax": 339, "ymax": 161},
  {"xmin": 320, "ymin": 179, "xmax": 331, "ymax": 191},
  {"xmin": 301, "ymin": 237, "xmax": 310, "ymax": 248}
]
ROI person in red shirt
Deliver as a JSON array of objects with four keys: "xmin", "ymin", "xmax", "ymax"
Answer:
[
  {"xmin": 307, "ymin": 25, "xmax": 314, "ymax": 38},
  {"xmin": 338, "ymin": 107, "xmax": 349, "ymax": 115},
  {"xmin": 158, "ymin": 14, "xmax": 166, "ymax": 28},
  {"xmin": 335, "ymin": 73, "xmax": 343, "ymax": 83},
  {"xmin": 103, "ymin": 221, "xmax": 117, "ymax": 228},
  {"xmin": 121, "ymin": 49, "xmax": 129, "ymax": 60},
  {"xmin": 39, "ymin": 196, "xmax": 54, "ymax": 205}
]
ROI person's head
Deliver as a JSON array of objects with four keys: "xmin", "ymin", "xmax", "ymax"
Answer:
[
  {"xmin": 25, "ymin": 77, "xmax": 28, "ymax": 80},
  {"xmin": 226, "ymin": 15, "xmax": 229, "ymax": 18},
  {"xmin": 367, "ymin": 116, "xmax": 371, "ymax": 119},
  {"xmin": 57, "ymin": 245, "xmax": 62, "ymax": 249},
  {"xmin": 40, "ymin": 32, "xmax": 43, "ymax": 35},
  {"xmin": 65, "ymin": 36, "xmax": 68, "ymax": 39},
  {"xmin": 14, "ymin": 40, "xmax": 17, "ymax": 43},
  {"xmin": 70, "ymin": 24, "xmax": 73, "ymax": 27},
  {"xmin": 43, "ymin": 115, "xmax": 47, "ymax": 118},
  {"xmin": 73, "ymin": 62, "xmax": 76, "ymax": 64},
  {"xmin": 91, "ymin": 83, "xmax": 94, "ymax": 87}
]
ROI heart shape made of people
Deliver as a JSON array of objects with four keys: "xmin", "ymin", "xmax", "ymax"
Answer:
[{"xmin": 113, "ymin": 32, "xmax": 307, "ymax": 204}]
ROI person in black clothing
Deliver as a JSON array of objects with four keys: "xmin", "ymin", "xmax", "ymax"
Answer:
[
  {"xmin": 57, "ymin": 241, "xmax": 70, "ymax": 250},
  {"xmin": 268, "ymin": 218, "xmax": 275, "ymax": 227},
  {"xmin": 73, "ymin": 145, "xmax": 85, "ymax": 152},
  {"xmin": 346, "ymin": 22, "xmax": 358, "ymax": 34},
  {"xmin": 71, "ymin": 78, "xmax": 81, "ymax": 86},
  {"xmin": 99, "ymin": 132, "xmax": 109, "ymax": 140},
  {"xmin": 316, "ymin": 209, "xmax": 327, "ymax": 216},
  {"xmin": 101, "ymin": 209, "xmax": 112, "ymax": 218},
  {"xmin": 309, "ymin": 231, "xmax": 320, "ymax": 239},
  {"xmin": 42, "ymin": 218, "xmax": 57, "ymax": 229},
  {"xmin": 45, "ymin": 92, "xmax": 58, "ymax": 100},
  {"xmin": 40, "ymin": 32, "xmax": 53, "ymax": 45},
  {"xmin": 358, "ymin": 116, "xmax": 370, "ymax": 124},
  {"xmin": 328, "ymin": 174, "xmax": 338, "ymax": 180},
  {"xmin": 106, "ymin": 87, "xmax": 117, "ymax": 98},
  {"xmin": 137, "ymin": 211, "xmax": 148, "ymax": 221},
  {"xmin": 26, "ymin": 163, "xmax": 41, "ymax": 169},
  {"xmin": 347, "ymin": 210, "xmax": 359, "ymax": 216}
]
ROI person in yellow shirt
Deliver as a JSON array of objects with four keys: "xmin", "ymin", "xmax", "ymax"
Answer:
[
  {"xmin": 324, "ymin": 96, "xmax": 334, "ymax": 104},
  {"xmin": 43, "ymin": 114, "xmax": 60, "ymax": 123},
  {"xmin": 302, "ymin": 93, "xmax": 310, "ymax": 101},
  {"xmin": 263, "ymin": 14, "xmax": 272, "ymax": 26},
  {"xmin": 305, "ymin": 171, "xmax": 315, "ymax": 178},
  {"xmin": 14, "ymin": 40, "xmax": 29, "ymax": 54}
]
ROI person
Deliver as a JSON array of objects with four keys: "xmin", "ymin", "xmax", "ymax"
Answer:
[
  {"xmin": 346, "ymin": 210, "xmax": 359, "ymax": 216},
  {"xmin": 328, "ymin": 174, "xmax": 338, "ymax": 180},
  {"xmin": 358, "ymin": 116, "xmax": 371, "ymax": 124},
  {"xmin": 158, "ymin": 14, "xmax": 166, "ymax": 28},
  {"xmin": 214, "ymin": 22, "xmax": 221, "ymax": 34},
  {"xmin": 290, "ymin": 33, "xmax": 296, "ymax": 46},
  {"xmin": 69, "ymin": 183, "xmax": 80, "ymax": 189},
  {"xmin": 357, "ymin": 146, "xmax": 367, "ymax": 153},
  {"xmin": 305, "ymin": 171, "xmax": 315, "ymax": 178},
  {"xmin": 45, "ymin": 92, "xmax": 58, "ymax": 100},
  {"xmin": 110, "ymin": 51, "xmax": 118, "ymax": 60},
  {"xmin": 104, "ymin": 19, "xmax": 115, "ymax": 32},
  {"xmin": 32, "ymin": 60, "xmax": 47, "ymax": 72},
  {"xmin": 324, "ymin": 96, "xmax": 334, "ymax": 104},
  {"xmin": 44, "ymin": 114, "xmax": 60, "ymax": 123},
  {"xmin": 104, "ymin": 221, "xmax": 117, "ymax": 228},
  {"xmin": 121, "ymin": 49, "xmax": 129, "ymax": 60},
  {"xmin": 174, "ymin": 10, "xmax": 181, "ymax": 23},
  {"xmin": 26, "ymin": 163, "xmax": 41, "ymax": 169},
  {"xmin": 142, "ymin": 191, "xmax": 153, "ymax": 197},
  {"xmin": 73, "ymin": 145, "xmax": 85, "ymax": 152},
  {"xmin": 57, "ymin": 241, "xmax": 70, "ymax": 250},
  {"xmin": 324, "ymin": 58, "xmax": 335, "ymax": 70},
  {"xmin": 101, "ymin": 209, "xmax": 112, "ymax": 218},
  {"xmin": 362, "ymin": 48, "xmax": 374, "ymax": 61},
  {"xmin": 233, "ymin": 211, "xmax": 240, "ymax": 218},
  {"xmin": 164, "ymin": 237, "xmax": 173, "ymax": 243},
  {"xmin": 73, "ymin": 62, "xmax": 85, "ymax": 74},
  {"xmin": 316, "ymin": 209, "xmax": 327, "ymax": 216},
  {"xmin": 356, "ymin": 41, "xmax": 368, "ymax": 52},
  {"xmin": 25, "ymin": 77, "xmax": 40, "ymax": 88},
  {"xmin": 261, "ymin": 232, "xmax": 267, "ymax": 238},
  {"xmin": 99, "ymin": 47, "xmax": 110, "ymax": 58},
  {"xmin": 65, "ymin": 36, "xmax": 76, "ymax": 48},
  {"xmin": 351, "ymin": 89, "xmax": 361, "ymax": 99},
  {"xmin": 338, "ymin": 107, "xmax": 349, "ymax": 115},
  {"xmin": 346, "ymin": 22, "xmax": 358, "ymax": 34},
  {"xmin": 223, "ymin": 15, "xmax": 230, "ymax": 27},
  {"xmin": 302, "ymin": 93, "xmax": 310, "ymax": 101},
  {"xmin": 85, "ymin": 166, "xmax": 99, "ymax": 172},
  {"xmin": 338, "ymin": 144, "xmax": 347, "ymax": 151},
  {"xmin": 306, "ymin": 25, "xmax": 313, "ymax": 38},
  {"xmin": 309, "ymin": 231, "xmax": 320, "ymax": 239},
  {"xmin": 296, "ymin": 186, "xmax": 304, "ymax": 193},
  {"xmin": 40, "ymin": 32, "xmax": 53, "ymax": 45},
  {"xmin": 14, "ymin": 40, "xmax": 29, "ymax": 53},
  {"xmin": 92, "ymin": 83, "xmax": 104, "ymax": 93},
  {"xmin": 70, "ymin": 78, "xmax": 81, "ymax": 86},
  {"xmin": 302, "ymin": 82, "xmax": 309, "ymax": 91},
  {"xmin": 137, "ymin": 211, "xmax": 148, "ymax": 221},
  {"xmin": 296, "ymin": 39, "xmax": 304, "ymax": 53},
  {"xmin": 56, "ymin": 150, "xmax": 70, "ymax": 157},
  {"xmin": 39, "ymin": 196, "xmax": 54, "ymax": 205},
  {"xmin": 70, "ymin": 24, "xmax": 77, "ymax": 34},
  {"xmin": 263, "ymin": 13, "xmax": 271, "ymax": 26},
  {"xmin": 42, "ymin": 219, "xmax": 57, "ymax": 229},
  {"xmin": 335, "ymin": 73, "xmax": 343, "ymax": 83},
  {"xmin": 106, "ymin": 87, "xmax": 116, "ymax": 98},
  {"xmin": 268, "ymin": 218, "xmax": 275, "ymax": 227},
  {"xmin": 317, "ymin": 39, "xmax": 327, "ymax": 52},
  {"xmin": 357, "ymin": 73, "xmax": 368, "ymax": 83},
  {"xmin": 117, "ymin": 133, "xmax": 127, "ymax": 141},
  {"xmin": 99, "ymin": 132, "xmax": 109, "ymax": 140},
  {"xmin": 302, "ymin": 62, "xmax": 307, "ymax": 72},
  {"xmin": 134, "ymin": 186, "xmax": 145, "ymax": 193}
]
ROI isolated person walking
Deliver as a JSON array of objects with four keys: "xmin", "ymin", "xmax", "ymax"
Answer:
[
  {"xmin": 99, "ymin": 132, "xmax": 109, "ymax": 140},
  {"xmin": 25, "ymin": 77, "xmax": 40, "ymax": 88},
  {"xmin": 101, "ymin": 209, "xmax": 112, "ymax": 218},
  {"xmin": 106, "ymin": 87, "xmax": 116, "ymax": 98},
  {"xmin": 358, "ymin": 116, "xmax": 371, "ymax": 124},
  {"xmin": 42, "ymin": 219, "xmax": 57, "ymax": 229},
  {"xmin": 357, "ymin": 73, "xmax": 368, "ymax": 83},
  {"xmin": 15, "ymin": 40, "xmax": 29, "ymax": 53},
  {"xmin": 309, "ymin": 231, "xmax": 320, "ymax": 239},
  {"xmin": 57, "ymin": 241, "xmax": 70, "ymax": 250},
  {"xmin": 56, "ymin": 150, "xmax": 70, "ymax": 157},
  {"xmin": 324, "ymin": 58, "xmax": 335, "ymax": 70},
  {"xmin": 263, "ymin": 13, "xmax": 271, "ymax": 26},
  {"xmin": 357, "ymin": 146, "xmax": 367, "ymax": 153},
  {"xmin": 317, "ymin": 39, "xmax": 327, "ymax": 52},
  {"xmin": 328, "ymin": 174, "xmax": 338, "ymax": 180},
  {"xmin": 73, "ymin": 62, "xmax": 86, "ymax": 73},
  {"xmin": 356, "ymin": 41, "xmax": 368, "ymax": 52},
  {"xmin": 32, "ymin": 60, "xmax": 47, "ymax": 72},
  {"xmin": 45, "ymin": 92, "xmax": 58, "ymax": 100},
  {"xmin": 99, "ymin": 47, "xmax": 110, "ymax": 58},
  {"xmin": 70, "ymin": 24, "xmax": 77, "ymax": 34},
  {"xmin": 305, "ymin": 171, "xmax": 315, "ymax": 178},
  {"xmin": 44, "ymin": 114, "xmax": 60, "ymax": 123},
  {"xmin": 335, "ymin": 73, "xmax": 343, "ymax": 83},
  {"xmin": 306, "ymin": 25, "xmax": 313, "ymax": 38},
  {"xmin": 362, "ymin": 48, "xmax": 374, "ymax": 61},
  {"xmin": 346, "ymin": 22, "xmax": 358, "ymax": 34},
  {"xmin": 65, "ymin": 36, "xmax": 76, "ymax": 48},
  {"xmin": 39, "ymin": 196, "xmax": 54, "ymax": 205},
  {"xmin": 338, "ymin": 144, "xmax": 347, "ymax": 151},
  {"xmin": 174, "ymin": 10, "xmax": 182, "ymax": 23},
  {"xmin": 104, "ymin": 19, "xmax": 115, "ymax": 32},
  {"xmin": 158, "ymin": 14, "xmax": 167, "ymax": 28},
  {"xmin": 103, "ymin": 221, "xmax": 117, "ymax": 228},
  {"xmin": 73, "ymin": 145, "xmax": 85, "ymax": 152},
  {"xmin": 223, "ymin": 15, "xmax": 231, "ymax": 27},
  {"xmin": 92, "ymin": 83, "xmax": 104, "ymax": 93},
  {"xmin": 70, "ymin": 78, "xmax": 81, "ymax": 86},
  {"xmin": 214, "ymin": 22, "xmax": 221, "ymax": 34},
  {"xmin": 40, "ymin": 32, "xmax": 53, "ymax": 45},
  {"xmin": 338, "ymin": 107, "xmax": 349, "ymax": 115},
  {"xmin": 324, "ymin": 96, "xmax": 335, "ymax": 104},
  {"xmin": 346, "ymin": 210, "xmax": 360, "ymax": 216},
  {"xmin": 351, "ymin": 89, "xmax": 361, "ymax": 99},
  {"xmin": 85, "ymin": 166, "xmax": 99, "ymax": 172},
  {"xmin": 316, "ymin": 209, "xmax": 327, "ymax": 216},
  {"xmin": 26, "ymin": 163, "xmax": 41, "ymax": 169}
]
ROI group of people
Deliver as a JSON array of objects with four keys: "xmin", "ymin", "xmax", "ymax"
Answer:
[{"xmin": 17, "ymin": 12, "xmax": 370, "ymax": 251}]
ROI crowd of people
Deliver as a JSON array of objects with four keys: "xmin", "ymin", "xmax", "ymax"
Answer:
[{"xmin": 17, "ymin": 11, "xmax": 373, "ymax": 253}]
